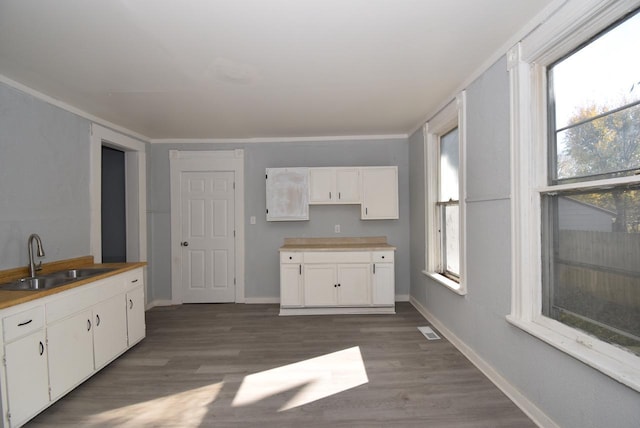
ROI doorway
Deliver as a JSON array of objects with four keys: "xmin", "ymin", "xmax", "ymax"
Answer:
[{"xmin": 101, "ymin": 146, "xmax": 127, "ymax": 263}]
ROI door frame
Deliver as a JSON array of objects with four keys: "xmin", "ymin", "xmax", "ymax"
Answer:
[
  {"xmin": 90, "ymin": 124, "xmax": 147, "ymax": 263},
  {"xmin": 169, "ymin": 149, "xmax": 245, "ymax": 304}
]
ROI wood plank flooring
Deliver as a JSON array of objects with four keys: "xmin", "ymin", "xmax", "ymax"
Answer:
[{"xmin": 27, "ymin": 303, "xmax": 536, "ymax": 427}]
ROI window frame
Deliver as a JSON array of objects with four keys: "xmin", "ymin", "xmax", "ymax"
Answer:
[
  {"xmin": 423, "ymin": 92, "xmax": 467, "ymax": 295},
  {"xmin": 508, "ymin": 0, "xmax": 640, "ymax": 392}
]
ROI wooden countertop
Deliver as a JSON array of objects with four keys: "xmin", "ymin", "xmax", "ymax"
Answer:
[
  {"xmin": 280, "ymin": 236, "xmax": 396, "ymax": 252},
  {"xmin": 0, "ymin": 256, "xmax": 146, "ymax": 310}
]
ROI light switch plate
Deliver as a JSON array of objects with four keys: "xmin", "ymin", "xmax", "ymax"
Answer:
[{"xmin": 334, "ymin": 224, "xmax": 341, "ymax": 233}]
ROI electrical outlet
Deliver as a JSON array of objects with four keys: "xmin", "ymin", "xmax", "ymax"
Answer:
[
  {"xmin": 334, "ymin": 224, "xmax": 341, "ymax": 233},
  {"xmin": 250, "ymin": 216, "xmax": 256, "ymax": 225}
]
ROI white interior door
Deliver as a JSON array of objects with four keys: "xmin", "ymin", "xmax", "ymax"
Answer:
[{"xmin": 180, "ymin": 171, "xmax": 236, "ymax": 303}]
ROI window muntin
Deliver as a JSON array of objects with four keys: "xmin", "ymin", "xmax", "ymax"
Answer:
[{"xmin": 543, "ymin": 9, "xmax": 640, "ymax": 359}]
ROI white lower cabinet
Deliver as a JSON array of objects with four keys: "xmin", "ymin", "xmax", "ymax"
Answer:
[
  {"xmin": 47, "ymin": 309, "xmax": 94, "ymax": 400},
  {"xmin": 281, "ymin": 250, "xmax": 394, "ymax": 315},
  {"xmin": 303, "ymin": 263, "xmax": 371, "ymax": 307},
  {"xmin": 0, "ymin": 266, "xmax": 146, "ymax": 427},
  {"xmin": 93, "ymin": 294, "xmax": 128, "ymax": 369},
  {"xmin": 4, "ymin": 330, "xmax": 49, "ymax": 427},
  {"xmin": 372, "ymin": 262, "xmax": 395, "ymax": 305},
  {"xmin": 126, "ymin": 285, "xmax": 146, "ymax": 346}
]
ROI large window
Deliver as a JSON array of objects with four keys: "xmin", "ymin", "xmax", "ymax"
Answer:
[
  {"xmin": 424, "ymin": 94, "xmax": 466, "ymax": 294},
  {"xmin": 509, "ymin": 0, "xmax": 640, "ymax": 391},
  {"xmin": 544, "ymin": 10, "xmax": 640, "ymax": 356}
]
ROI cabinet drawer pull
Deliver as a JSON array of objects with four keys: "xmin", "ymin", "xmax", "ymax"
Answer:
[
  {"xmin": 299, "ymin": 264, "xmax": 302, "ymax": 275},
  {"xmin": 17, "ymin": 319, "xmax": 33, "ymax": 327},
  {"xmin": 87, "ymin": 319, "xmax": 92, "ymax": 331},
  {"xmin": 373, "ymin": 264, "xmax": 376, "ymax": 274},
  {"xmin": 338, "ymin": 192, "xmax": 341, "ymax": 199},
  {"xmin": 129, "ymin": 299, "xmax": 134, "ymax": 309},
  {"xmin": 132, "ymin": 279, "xmax": 139, "ymax": 283},
  {"xmin": 96, "ymin": 314, "xmax": 101, "ymax": 326},
  {"xmin": 39, "ymin": 341, "xmax": 44, "ymax": 356}
]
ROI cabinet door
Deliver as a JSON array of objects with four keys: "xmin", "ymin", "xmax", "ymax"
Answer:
[
  {"xmin": 309, "ymin": 168, "xmax": 336, "ymax": 203},
  {"xmin": 126, "ymin": 286, "xmax": 146, "ymax": 346},
  {"xmin": 4, "ymin": 330, "xmax": 49, "ymax": 427},
  {"xmin": 304, "ymin": 264, "xmax": 337, "ymax": 306},
  {"xmin": 335, "ymin": 168, "xmax": 360, "ymax": 203},
  {"xmin": 372, "ymin": 263, "xmax": 395, "ymax": 305},
  {"xmin": 48, "ymin": 309, "xmax": 94, "ymax": 400},
  {"xmin": 361, "ymin": 167, "xmax": 399, "ymax": 219},
  {"xmin": 93, "ymin": 294, "xmax": 128, "ymax": 369},
  {"xmin": 337, "ymin": 264, "xmax": 370, "ymax": 306},
  {"xmin": 281, "ymin": 264, "xmax": 303, "ymax": 307}
]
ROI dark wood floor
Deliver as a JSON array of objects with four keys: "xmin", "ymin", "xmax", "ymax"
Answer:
[{"xmin": 28, "ymin": 303, "xmax": 535, "ymax": 427}]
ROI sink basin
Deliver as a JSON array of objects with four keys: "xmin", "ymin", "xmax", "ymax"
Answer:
[
  {"xmin": 0, "ymin": 276, "xmax": 68, "ymax": 291},
  {"xmin": 50, "ymin": 267, "xmax": 116, "ymax": 279},
  {"xmin": 0, "ymin": 267, "xmax": 118, "ymax": 291}
]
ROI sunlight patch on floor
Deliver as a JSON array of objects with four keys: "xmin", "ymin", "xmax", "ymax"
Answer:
[
  {"xmin": 85, "ymin": 382, "xmax": 223, "ymax": 427},
  {"xmin": 232, "ymin": 346, "xmax": 369, "ymax": 411}
]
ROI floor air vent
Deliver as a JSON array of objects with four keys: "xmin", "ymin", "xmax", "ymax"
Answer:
[{"xmin": 418, "ymin": 326, "xmax": 441, "ymax": 340}]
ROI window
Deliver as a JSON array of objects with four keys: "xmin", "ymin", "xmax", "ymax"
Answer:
[
  {"xmin": 509, "ymin": 0, "xmax": 640, "ymax": 391},
  {"xmin": 424, "ymin": 93, "xmax": 467, "ymax": 294}
]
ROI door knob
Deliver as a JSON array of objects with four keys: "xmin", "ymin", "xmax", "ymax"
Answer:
[{"xmin": 181, "ymin": 241, "xmax": 189, "ymax": 247}]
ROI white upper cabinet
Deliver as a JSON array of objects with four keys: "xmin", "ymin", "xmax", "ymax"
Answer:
[
  {"xmin": 269, "ymin": 166, "xmax": 398, "ymax": 220},
  {"xmin": 361, "ymin": 167, "xmax": 399, "ymax": 220},
  {"xmin": 309, "ymin": 168, "xmax": 360, "ymax": 204},
  {"xmin": 266, "ymin": 168, "xmax": 309, "ymax": 221}
]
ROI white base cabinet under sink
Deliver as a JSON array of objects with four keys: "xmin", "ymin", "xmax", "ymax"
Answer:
[{"xmin": 0, "ymin": 266, "xmax": 146, "ymax": 428}]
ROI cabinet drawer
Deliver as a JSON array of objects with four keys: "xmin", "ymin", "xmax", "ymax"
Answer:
[
  {"xmin": 304, "ymin": 251, "xmax": 370, "ymax": 264},
  {"xmin": 280, "ymin": 252, "xmax": 303, "ymax": 264},
  {"xmin": 3, "ymin": 306, "xmax": 44, "ymax": 342},
  {"xmin": 372, "ymin": 251, "xmax": 394, "ymax": 263},
  {"xmin": 122, "ymin": 268, "xmax": 144, "ymax": 288}
]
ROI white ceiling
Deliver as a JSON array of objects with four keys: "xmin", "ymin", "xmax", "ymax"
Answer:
[{"xmin": 0, "ymin": 0, "xmax": 555, "ymax": 140}]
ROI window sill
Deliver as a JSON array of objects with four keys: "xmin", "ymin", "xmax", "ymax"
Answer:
[
  {"xmin": 506, "ymin": 314, "xmax": 640, "ymax": 393},
  {"xmin": 422, "ymin": 270, "xmax": 467, "ymax": 295}
]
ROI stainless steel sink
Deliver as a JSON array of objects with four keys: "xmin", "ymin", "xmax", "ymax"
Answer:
[
  {"xmin": 0, "ymin": 267, "xmax": 118, "ymax": 291},
  {"xmin": 0, "ymin": 276, "xmax": 67, "ymax": 290},
  {"xmin": 50, "ymin": 267, "xmax": 116, "ymax": 279}
]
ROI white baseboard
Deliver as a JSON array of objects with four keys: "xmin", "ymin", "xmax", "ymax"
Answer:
[
  {"xmin": 145, "ymin": 299, "xmax": 173, "ymax": 310},
  {"xmin": 244, "ymin": 297, "xmax": 280, "ymax": 304},
  {"xmin": 395, "ymin": 294, "xmax": 410, "ymax": 302},
  {"xmin": 409, "ymin": 297, "xmax": 558, "ymax": 428}
]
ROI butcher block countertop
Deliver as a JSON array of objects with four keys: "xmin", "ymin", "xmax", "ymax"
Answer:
[
  {"xmin": 280, "ymin": 236, "xmax": 396, "ymax": 252},
  {"xmin": 0, "ymin": 256, "xmax": 146, "ymax": 310}
]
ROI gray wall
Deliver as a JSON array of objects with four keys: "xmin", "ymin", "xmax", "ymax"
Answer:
[
  {"xmin": 148, "ymin": 139, "xmax": 410, "ymax": 302},
  {"xmin": 409, "ymin": 57, "xmax": 640, "ymax": 428},
  {"xmin": 0, "ymin": 83, "xmax": 91, "ymax": 269}
]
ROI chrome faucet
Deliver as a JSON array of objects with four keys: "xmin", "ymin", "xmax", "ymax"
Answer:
[{"xmin": 28, "ymin": 234, "xmax": 45, "ymax": 278}]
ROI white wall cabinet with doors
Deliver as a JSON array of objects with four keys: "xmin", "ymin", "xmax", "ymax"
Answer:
[
  {"xmin": 267, "ymin": 166, "xmax": 398, "ymax": 221},
  {"xmin": 361, "ymin": 167, "xmax": 399, "ymax": 219},
  {"xmin": 0, "ymin": 266, "xmax": 146, "ymax": 427},
  {"xmin": 280, "ymin": 247, "xmax": 395, "ymax": 315},
  {"xmin": 308, "ymin": 167, "xmax": 361, "ymax": 204}
]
